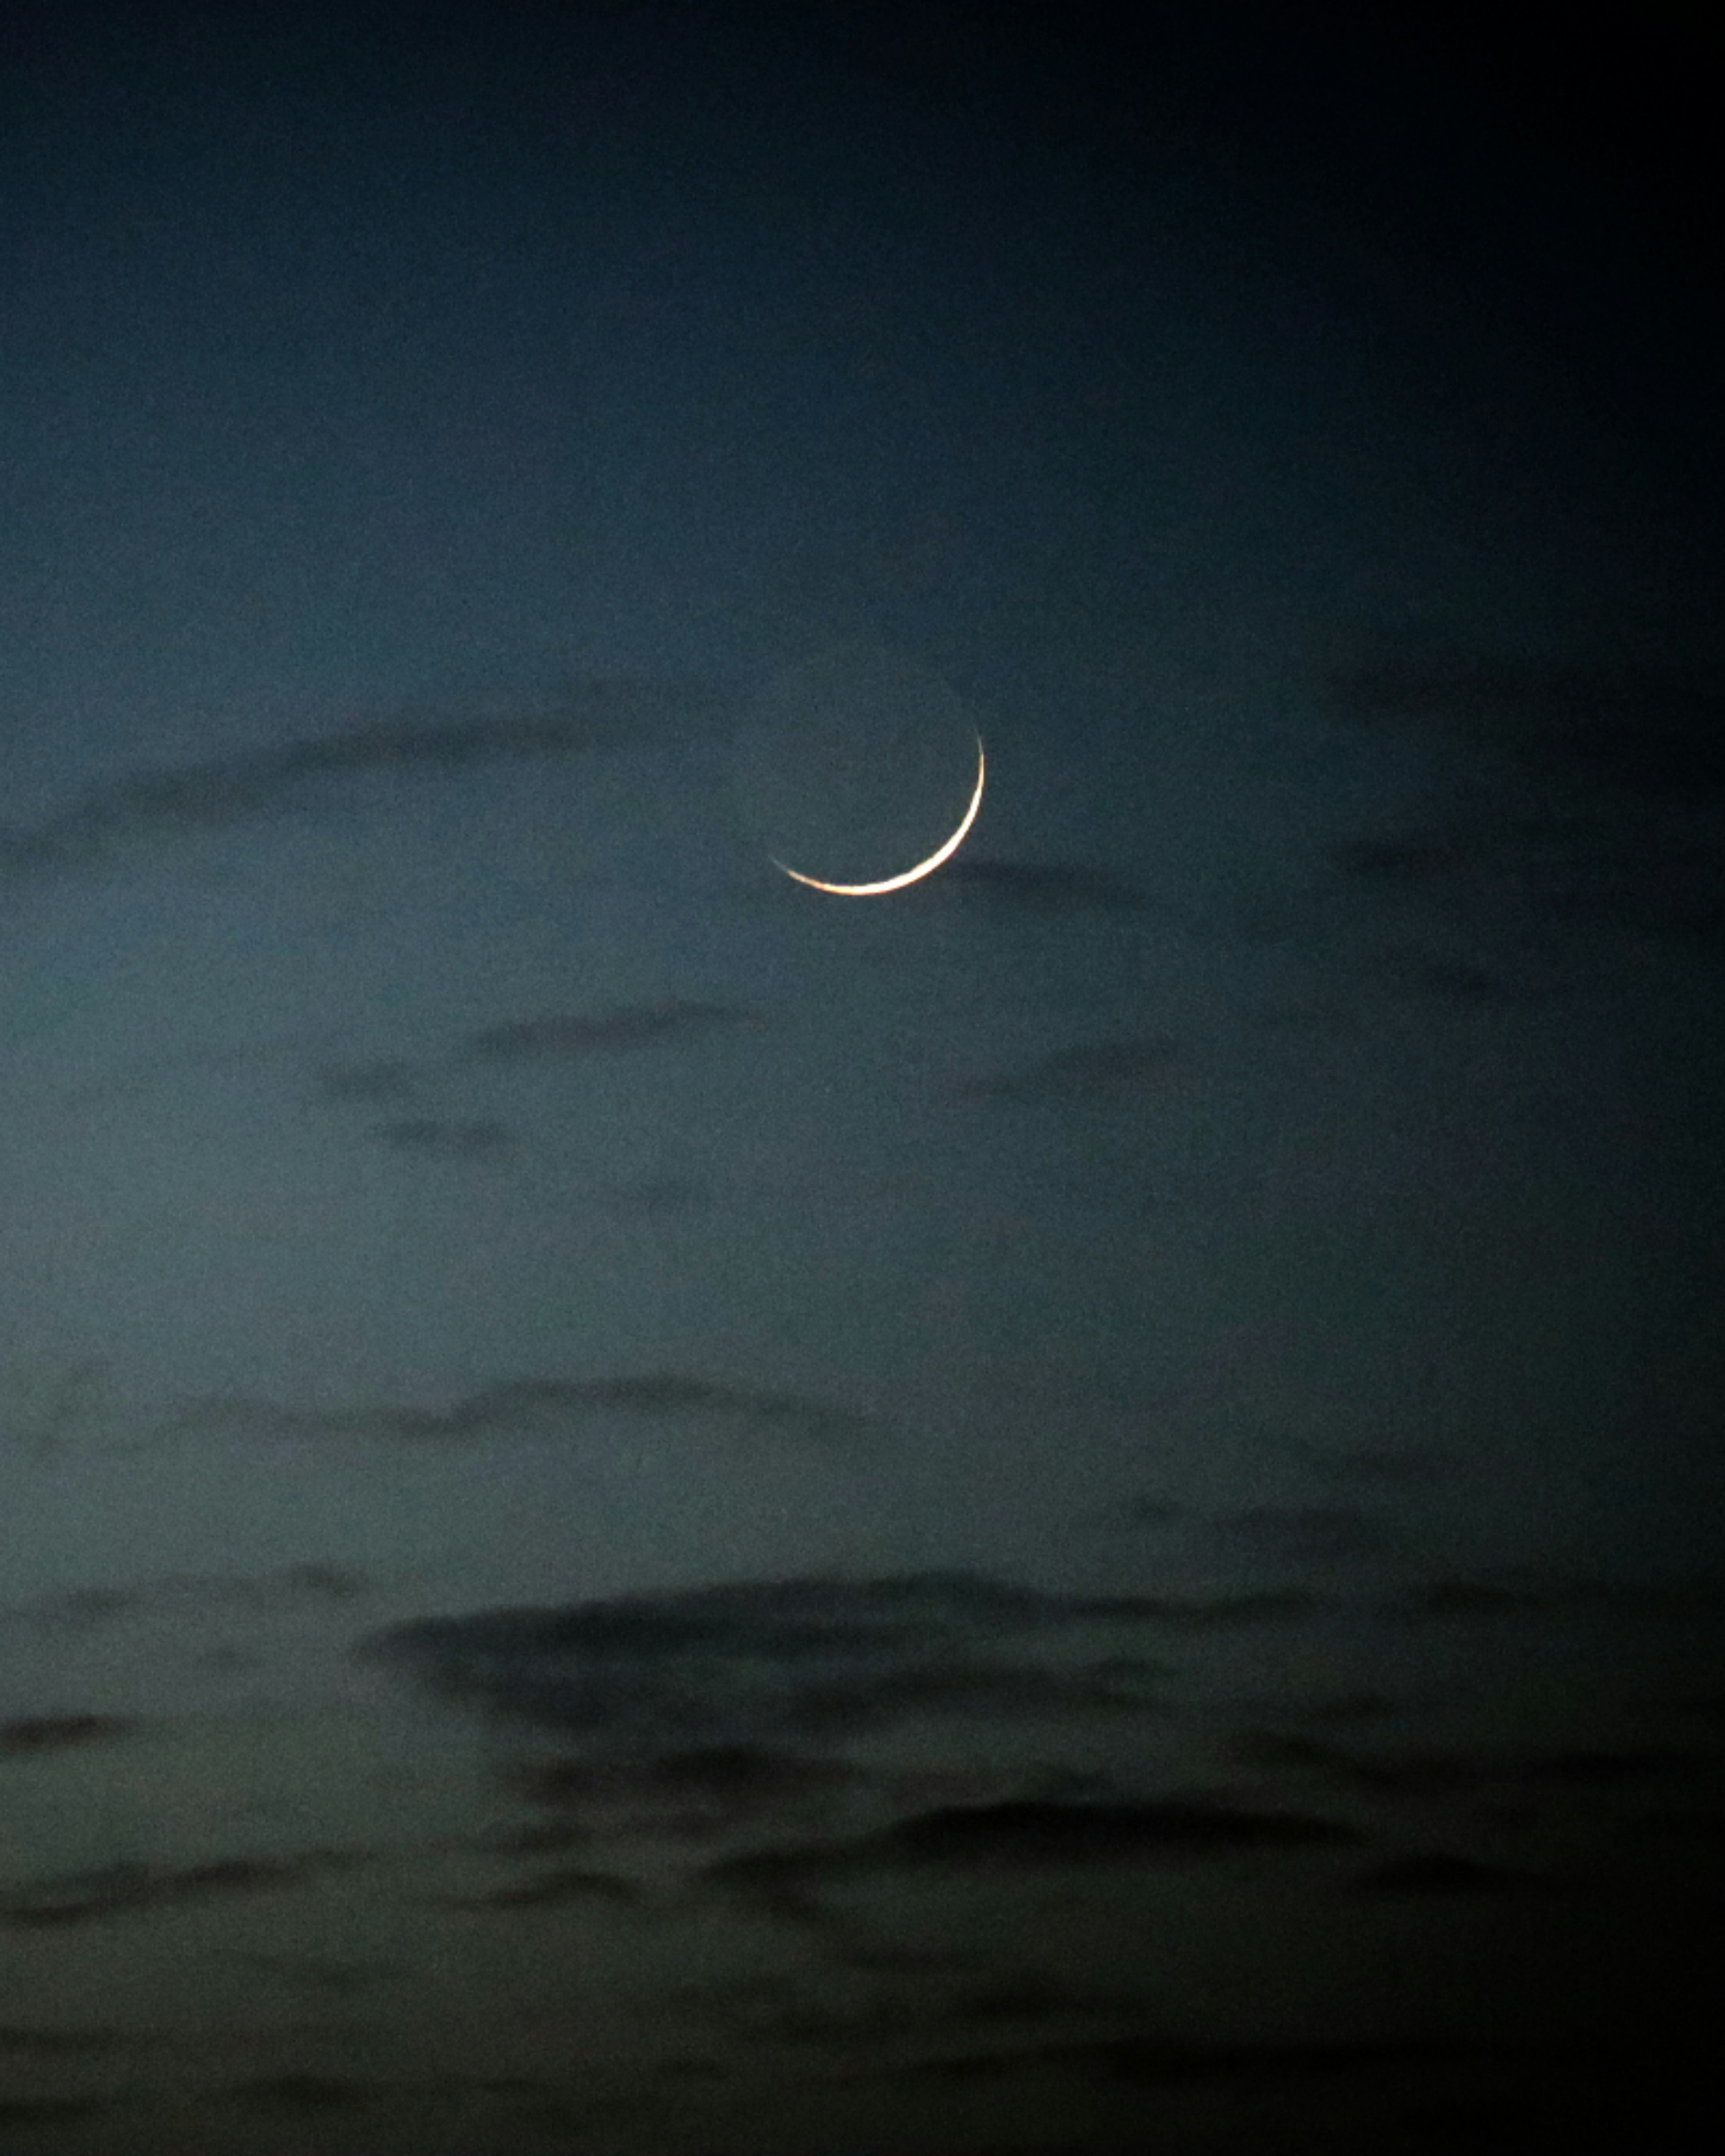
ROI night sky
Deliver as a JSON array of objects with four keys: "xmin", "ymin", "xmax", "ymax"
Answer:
[{"xmin": 1, "ymin": 10, "xmax": 1721, "ymax": 2152}]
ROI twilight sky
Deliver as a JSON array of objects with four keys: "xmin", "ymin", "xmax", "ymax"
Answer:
[{"xmin": 0, "ymin": 11, "xmax": 1721, "ymax": 2151}]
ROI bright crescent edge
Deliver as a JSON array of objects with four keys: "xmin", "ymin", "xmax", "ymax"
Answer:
[{"xmin": 771, "ymin": 735, "xmax": 986, "ymax": 897}]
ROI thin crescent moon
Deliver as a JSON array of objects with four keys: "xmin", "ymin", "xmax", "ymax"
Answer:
[{"xmin": 772, "ymin": 735, "xmax": 986, "ymax": 897}]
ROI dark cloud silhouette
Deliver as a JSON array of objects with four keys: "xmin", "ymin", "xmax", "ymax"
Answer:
[
  {"xmin": 505, "ymin": 1744, "xmax": 866, "ymax": 1821},
  {"xmin": 778, "ymin": 1658, "xmax": 1167, "ymax": 1738},
  {"xmin": 1513, "ymin": 1747, "xmax": 1717, "ymax": 1787},
  {"xmin": 432, "ymin": 1867, "xmax": 645, "ymax": 1912},
  {"xmin": 467, "ymin": 1002, "xmax": 761, "ymax": 1060},
  {"xmin": 1, "ymin": 1851, "xmax": 365, "ymax": 1928},
  {"xmin": 1228, "ymin": 1732, "xmax": 1478, "ymax": 1796},
  {"xmin": 356, "ymin": 1572, "xmax": 1181, "ymax": 1750},
  {"xmin": 955, "ymin": 1038, "xmax": 1182, "ymax": 1102},
  {"xmin": 703, "ymin": 1797, "xmax": 1358, "ymax": 1901},
  {"xmin": 0, "ymin": 1714, "xmax": 133, "ymax": 1758},
  {"xmin": 0, "ymin": 681, "xmax": 710, "ymax": 888},
  {"xmin": 1353, "ymin": 1852, "xmax": 1569, "ymax": 1895}
]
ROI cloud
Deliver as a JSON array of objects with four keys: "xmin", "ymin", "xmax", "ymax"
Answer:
[
  {"xmin": 145, "ymin": 1373, "xmax": 880, "ymax": 1452},
  {"xmin": 0, "ymin": 1714, "xmax": 133, "ymax": 1758},
  {"xmin": 1326, "ymin": 653, "xmax": 1725, "ymax": 956},
  {"xmin": 1352, "ymin": 1853, "xmax": 1569, "ymax": 1895},
  {"xmin": 355, "ymin": 1572, "xmax": 1182, "ymax": 1751},
  {"xmin": 935, "ymin": 859, "xmax": 1154, "ymax": 914},
  {"xmin": 702, "ymin": 1796, "xmax": 1360, "ymax": 1900},
  {"xmin": 501, "ymin": 1745, "xmax": 868, "ymax": 1839},
  {"xmin": 1331, "ymin": 659, "xmax": 1725, "ymax": 798},
  {"xmin": 954, "ymin": 1037, "xmax": 1182, "ymax": 1102},
  {"xmin": 1, "ymin": 1851, "xmax": 366, "ymax": 1929},
  {"xmin": 0, "ymin": 681, "xmax": 704, "ymax": 888},
  {"xmin": 1371, "ymin": 945, "xmax": 1522, "ymax": 1002},
  {"xmin": 465, "ymin": 1002, "xmax": 761, "ymax": 1061}
]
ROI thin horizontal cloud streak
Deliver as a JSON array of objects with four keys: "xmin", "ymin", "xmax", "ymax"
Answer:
[
  {"xmin": 1371, "ymin": 946, "xmax": 1522, "ymax": 1002},
  {"xmin": 702, "ymin": 1796, "xmax": 1360, "ymax": 1897},
  {"xmin": 955, "ymin": 1038, "xmax": 1183, "ymax": 1102},
  {"xmin": 1326, "ymin": 652, "xmax": 1725, "ymax": 957},
  {"xmin": 355, "ymin": 1573, "xmax": 1178, "ymax": 1746},
  {"xmin": 0, "ymin": 682, "xmax": 713, "ymax": 888},
  {"xmin": 935, "ymin": 859, "xmax": 1154, "ymax": 914},
  {"xmin": 1331, "ymin": 659, "xmax": 1725, "ymax": 798},
  {"xmin": 466, "ymin": 1003, "xmax": 760, "ymax": 1061},
  {"xmin": 144, "ymin": 1373, "xmax": 878, "ymax": 1452}
]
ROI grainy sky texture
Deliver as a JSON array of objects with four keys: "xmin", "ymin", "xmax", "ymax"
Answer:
[{"xmin": 0, "ymin": 9, "xmax": 1721, "ymax": 2152}]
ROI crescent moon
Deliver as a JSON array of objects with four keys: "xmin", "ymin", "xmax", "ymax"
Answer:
[{"xmin": 772, "ymin": 736, "xmax": 986, "ymax": 897}]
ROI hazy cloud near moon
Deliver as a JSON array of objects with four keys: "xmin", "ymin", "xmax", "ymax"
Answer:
[
  {"xmin": 0, "ymin": 681, "xmax": 719, "ymax": 890},
  {"xmin": 935, "ymin": 858, "xmax": 1155, "ymax": 914}
]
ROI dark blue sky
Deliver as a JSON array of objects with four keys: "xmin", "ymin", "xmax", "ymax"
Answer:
[
  {"xmin": 1, "ymin": 12, "xmax": 1723, "ymax": 2150},
  {"xmin": 1, "ymin": 4, "xmax": 1720, "ymax": 1601}
]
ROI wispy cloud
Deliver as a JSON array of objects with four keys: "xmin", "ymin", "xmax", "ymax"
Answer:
[
  {"xmin": 936, "ymin": 859, "xmax": 1154, "ymax": 914},
  {"xmin": 1331, "ymin": 658, "xmax": 1725, "ymax": 798},
  {"xmin": 702, "ymin": 1794, "xmax": 1359, "ymax": 1898},
  {"xmin": 1370, "ymin": 945, "xmax": 1523, "ymax": 1003},
  {"xmin": 356, "ymin": 1572, "xmax": 1178, "ymax": 1749},
  {"xmin": 144, "ymin": 1372, "xmax": 878, "ymax": 1453},
  {"xmin": 466, "ymin": 1003, "xmax": 760, "ymax": 1061},
  {"xmin": 1326, "ymin": 652, "xmax": 1725, "ymax": 956},
  {"xmin": 0, "ymin": 681, "xmax": 713, "ymax": 889},
  {"xmin": 954, "ymin": 1037, "xmax": 1182, "ymax": 1102}
]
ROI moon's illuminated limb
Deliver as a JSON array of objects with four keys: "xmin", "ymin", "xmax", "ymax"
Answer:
[{"xmin": 772, "ymin": 736, "xmax": 986, "ymax": 896}]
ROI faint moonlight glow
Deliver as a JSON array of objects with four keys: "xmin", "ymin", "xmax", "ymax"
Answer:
[{"xmin": 772, "ymin": 736, "xmax": 986, "ymax": 897}]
